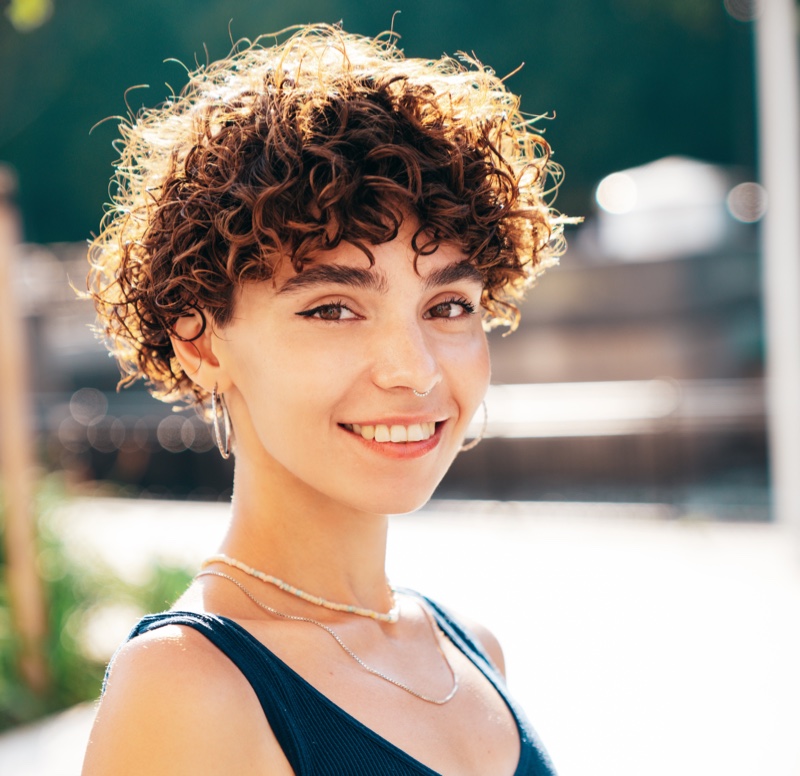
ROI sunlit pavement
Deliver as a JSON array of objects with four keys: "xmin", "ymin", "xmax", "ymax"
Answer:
[{"xmin": 2, "ymin": 497, "xmax": 799, "ymax": 776}]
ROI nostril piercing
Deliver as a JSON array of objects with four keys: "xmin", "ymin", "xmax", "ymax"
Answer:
[{"xmin": 412, "ymin": 388, "xmax": 431, "ymax": 398}]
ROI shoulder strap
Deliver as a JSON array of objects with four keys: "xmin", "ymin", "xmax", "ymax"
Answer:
[
  {"xmin": 415, "ymin": 595, "xmax": 558, "ymax": 776},
  {"xmin": 119, "ymin": 610, "xmax": 441, "ymax": 775},
  {"xmin": 417, "ymin": 595, "xmax": 501, "ymax": 674},
  {"xmin": 119, "ymin": 611, "xmax": 313, "ymax": 773}
]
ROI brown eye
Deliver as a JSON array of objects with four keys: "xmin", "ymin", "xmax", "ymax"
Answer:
[
  {"xmin": 296, "ymin": 302, "xmax": 358, "ymax": 321},
  {"xmin": 429, "ymin": 302, "xmax": 457, "ymax": 318},
  {"xmin": 425, "ymin": 298, "xmax": 476, "ymax": 319},
  {"xmin": 317, "ymin": 305, "xmax": 343, "ymax": 320}
]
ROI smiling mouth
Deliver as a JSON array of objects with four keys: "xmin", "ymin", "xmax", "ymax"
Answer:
[{"xmin": 341, "ymin": 422, "xmax": 438, "ymax": 443}]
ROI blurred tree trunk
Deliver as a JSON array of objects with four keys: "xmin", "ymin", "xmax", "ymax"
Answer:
[{"xmin": 0, "ymin": 166, "xmax": 49, "ymax": 693}]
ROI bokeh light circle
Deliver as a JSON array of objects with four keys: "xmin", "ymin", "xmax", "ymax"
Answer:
[
  {"xmin": 157, "ymin": 415, "xmax": 190, "ymax": 453},
  {"xmin": 724, "ymin": 0, "xmax": 762, "ymax": 22},
  {"xmin": 726, "ymin": 182, "xmax": 767, "ymax": 223},
  {"xmin": 58, "ymin": 416, "xmax": 89, "ymax": 452},
  {"xmin": 188, "ymin": 420, "xmax": 215, "ymax": 453},
  {"xmin": 87, "ymin": 416, "xmax": 125, "ymax": 452},
  {"xmin": 596, "ymin": 172, "xmax": 638, "ymax": 215},
  {"xmin": 69, "ymin": 388, "xmax": 108, "ymax": 426}
]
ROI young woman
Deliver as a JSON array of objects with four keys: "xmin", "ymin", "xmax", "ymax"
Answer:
[{"xmin": 82, "ymin": 24, "xmax": 567, "ymax": 775}]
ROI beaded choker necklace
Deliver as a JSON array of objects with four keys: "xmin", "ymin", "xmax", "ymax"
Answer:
[{"xmin": 200, "ymin": 554, "xmax": 400, "ymax": 624}]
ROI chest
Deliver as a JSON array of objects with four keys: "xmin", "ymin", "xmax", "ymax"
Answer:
[{"xmin": 237, "ymin": 618, "xmax": 523, "ymax": 775}]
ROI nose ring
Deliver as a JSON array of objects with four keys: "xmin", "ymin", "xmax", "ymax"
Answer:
[{"xmin": 412, "ymin": 388, "xmax": 431, "ymax": 398}]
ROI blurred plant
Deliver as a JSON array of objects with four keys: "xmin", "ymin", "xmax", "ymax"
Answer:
[
  {"xmin": 4, "ymin": 0, "xmax": 54, "ymax": 32},
  {"xmin": 0, "ymin": 476, "xmax": 192, "ymax": 731}
]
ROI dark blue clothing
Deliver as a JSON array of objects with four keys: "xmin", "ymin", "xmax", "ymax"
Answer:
[{"xmin": 123, "ymin": 596, "xmax": 556, "ymax": 775}]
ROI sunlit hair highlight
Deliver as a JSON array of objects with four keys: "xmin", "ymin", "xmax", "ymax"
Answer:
[{"xmin": 87, "ymin": 24, "xmax": 571, "ymax": 407}]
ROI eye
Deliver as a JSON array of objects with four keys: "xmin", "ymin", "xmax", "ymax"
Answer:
[
  {"xmin": 296, "ymin": 301, "xmax": 359, "ymax": 321},
  {"xmin": 424, "ymin": 297, "xmax": 477, "ymax": 319}
]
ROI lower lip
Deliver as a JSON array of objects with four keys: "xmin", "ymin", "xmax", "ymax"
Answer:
[{"xmin": 340, "ymin": 423, "xmax": 444, "ymax": 459}]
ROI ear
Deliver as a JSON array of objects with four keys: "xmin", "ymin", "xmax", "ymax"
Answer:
[{"xmin": 170, "ymin": 310, "xmax": 230, "ymax": 393}]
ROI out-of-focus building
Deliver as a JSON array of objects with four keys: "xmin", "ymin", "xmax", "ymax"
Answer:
[{"xmin": 453, "ymin": 157, "xmax": 767, "ymax": 514}]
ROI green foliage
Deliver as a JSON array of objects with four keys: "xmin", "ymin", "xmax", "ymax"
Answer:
[
  {"xmin": 0, "ymin": 479, "xmax": 193, "ymax": 731},
  {"xmin": 4, "ymin": 0, "xmax": 53, "ymax": 32}
]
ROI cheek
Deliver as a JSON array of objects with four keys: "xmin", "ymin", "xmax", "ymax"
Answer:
[
  {"xmin": 442, "ymin": 331, "xmax": 491, "ymax": 394},
  {"xmin": 476, "ymin": 335, "xmax": 492, "ymax": 384},
  {"xmin": 228, "ymin": 337, "xmax": 353, "ymax": 446}
]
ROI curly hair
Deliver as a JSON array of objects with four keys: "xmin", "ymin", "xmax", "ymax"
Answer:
[{"xmin": 88, "ymin": 24, "xmax": 571, "ymax": 408}]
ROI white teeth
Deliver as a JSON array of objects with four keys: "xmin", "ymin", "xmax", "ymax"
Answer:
[{"xmin": 346, "ymin": 421, "xmax": 437, "ymax": 443}]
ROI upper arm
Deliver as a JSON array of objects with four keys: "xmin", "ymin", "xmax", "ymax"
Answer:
[{"xmin": 81, "ymin": 626, "xmax": 289, "ymax": 776}]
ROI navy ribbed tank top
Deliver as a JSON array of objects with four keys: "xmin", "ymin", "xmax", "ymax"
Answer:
[{"xmin": 124, "ymin": 595, "xmax": 556, "ymax": 775}]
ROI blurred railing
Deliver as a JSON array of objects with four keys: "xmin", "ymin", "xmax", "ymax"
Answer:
[{"xmin": 477, "ymin": 378, "xmax": 764, "ymax": 438}]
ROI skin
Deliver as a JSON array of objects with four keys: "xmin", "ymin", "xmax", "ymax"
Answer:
[{"xmin": 82, "ymin": 221, "xmax": 521, "ymax": 776}]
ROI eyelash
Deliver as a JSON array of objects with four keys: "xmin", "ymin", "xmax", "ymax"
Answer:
[
  {"xmin": 295, "ymin": 299, "xmax": 355, "ymax": 320},
  {"xmin": 295, "ymin": 296, "xmax": 477, "ymax": 321},
  {"xmin": 433, "ymin": 297, "xmax": 477, "ymax": 318}
]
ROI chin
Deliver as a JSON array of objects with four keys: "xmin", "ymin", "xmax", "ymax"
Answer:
[{"xmin": 345, "ymin": 478, "xmax": 443, "ymax": 517}]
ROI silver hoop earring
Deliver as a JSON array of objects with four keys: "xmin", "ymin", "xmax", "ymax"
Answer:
[
  {"xmin": 211, "ymin": 385, "xmax": 232, "ymax": 459},
  {"xmin": 460, "ymin": 400, "xmax": 487, "ymax": 452}
]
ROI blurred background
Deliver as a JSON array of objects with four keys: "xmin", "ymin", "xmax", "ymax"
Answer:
[
  {"xmin": 1, "ymin": 1, "xmax": 799, "ymax": 775},
  {"xmin": 0, "ymin": 0, "xmax": 769, "ymax": 510}
]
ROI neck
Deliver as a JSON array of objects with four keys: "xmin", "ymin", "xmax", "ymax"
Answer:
[{"xmin": 217, "ymin": 452, "xmax": 393, "ymax": 613}]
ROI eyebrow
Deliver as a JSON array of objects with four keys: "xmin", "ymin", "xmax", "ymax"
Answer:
[
  {"xmin": 277, "ymin": 264, "xmax": 389, "ymax": 295},
  {"xmin": 277, "ymin": 260, "xmax": 483, "ymax": 295},
  {"xmin": 421, "ymin": 262, "xmax": 484, "ymax": 290}
]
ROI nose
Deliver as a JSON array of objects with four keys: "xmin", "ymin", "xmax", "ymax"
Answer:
[{"xmin": 369, "ymin": 318, "xmax": 441, "ymax": 395}]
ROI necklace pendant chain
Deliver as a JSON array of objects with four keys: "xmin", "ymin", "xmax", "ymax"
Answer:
[
  {"xmin": 196, "ymin": 570, "xmax": 459, "ymax": 705},
  {"xmin": 201, "ymin": 554, "xmax": 400, "ymax": 623}
]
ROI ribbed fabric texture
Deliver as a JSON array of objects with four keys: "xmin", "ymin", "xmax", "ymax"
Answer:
[{"xmin": 123, "ymin": 595, "xmax": 556, "ymax": 775}]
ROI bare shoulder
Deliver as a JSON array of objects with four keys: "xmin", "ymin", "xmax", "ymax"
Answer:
[
  {"xmin": 464, "ymin": 617, "xmax": 507, "ymax": 676},
  {"xmin": 441, "ymin": 606, "xmax": 507, "ymax": 677},
  {"xmin": 82, "ymin": 624, "xmax": 290, "ymax": 776}
]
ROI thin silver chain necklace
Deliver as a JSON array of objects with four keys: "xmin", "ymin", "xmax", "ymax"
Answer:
[{"xmin": 196, "ymin": 570, "xmax": 459, "ymax": 705}]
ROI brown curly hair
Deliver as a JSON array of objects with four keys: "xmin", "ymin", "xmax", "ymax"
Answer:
[{"xmin": 88, "ymin": 24, "xmax": 571, "ymax": 408}]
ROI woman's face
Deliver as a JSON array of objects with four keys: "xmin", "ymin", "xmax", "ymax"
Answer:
[{"xmin": 212, "ymin": 223, "xmax": 490, "ymax": 516}]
